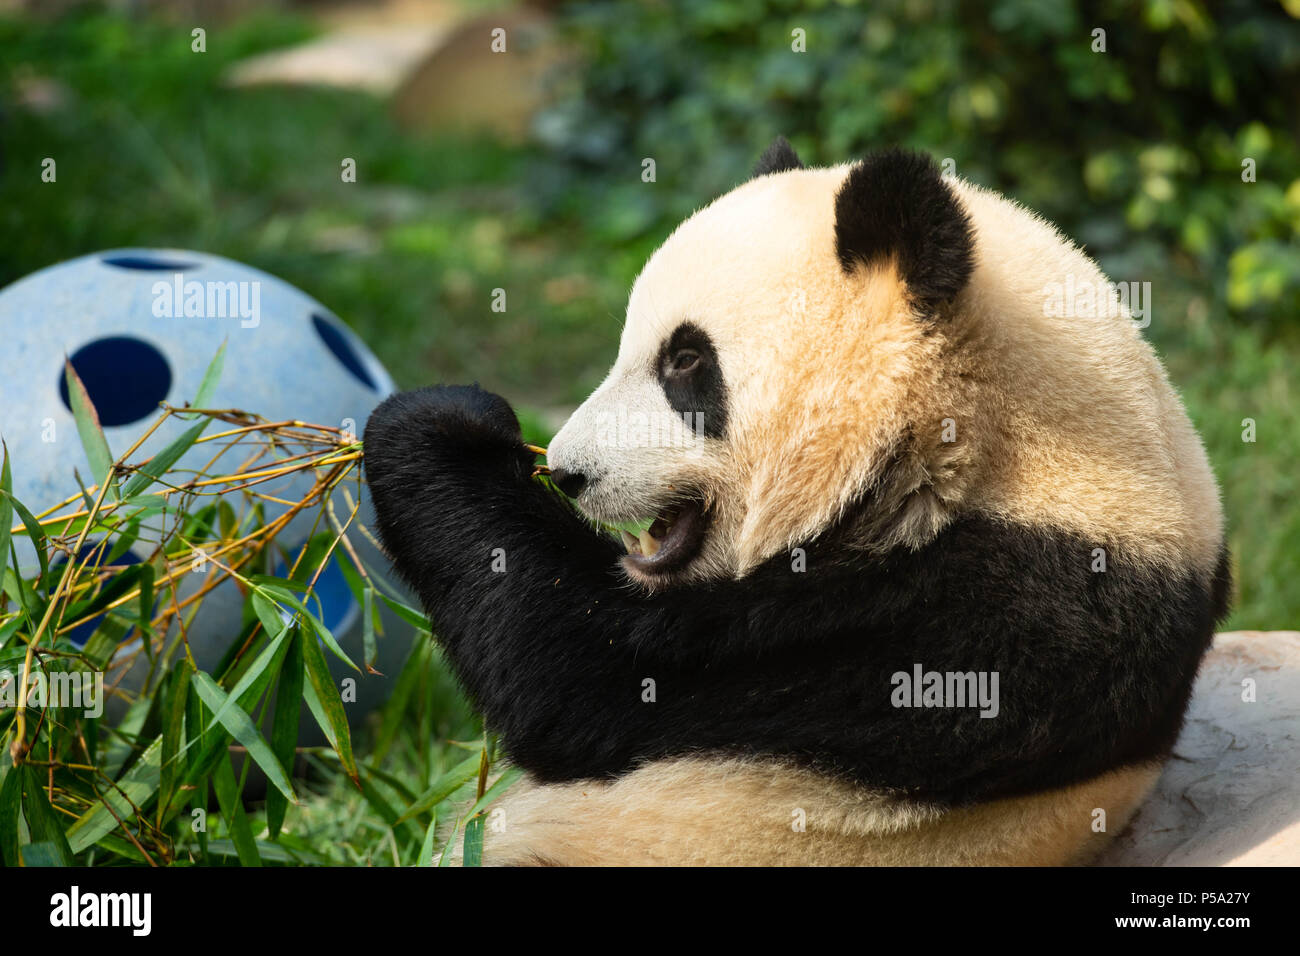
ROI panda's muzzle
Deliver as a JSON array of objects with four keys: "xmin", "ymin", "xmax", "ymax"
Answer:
[{"xmin": 619, "ymin": 497, "xmax": 708, "ymax": 576}]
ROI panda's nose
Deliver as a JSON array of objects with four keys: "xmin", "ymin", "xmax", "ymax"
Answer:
[{"xmin": 549, "ymin": 467, "xmax": 587, "ymax": 498}]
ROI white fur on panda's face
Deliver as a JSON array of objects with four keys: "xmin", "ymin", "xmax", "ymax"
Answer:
[{"xmin": 547, "ymin": 166, "xmax": 926, "ymax": 588}]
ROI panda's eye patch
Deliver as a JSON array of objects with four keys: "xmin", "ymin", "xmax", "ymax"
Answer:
[
  {"xmin": 655, "ymin": 321, "xmax": 727, "ymax": 439},
  {"xmin": 665, "ymin": 348, "xmax": 700, "ymax": 377}
]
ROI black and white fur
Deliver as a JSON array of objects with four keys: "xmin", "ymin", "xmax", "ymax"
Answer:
[{"xmin": 364, "ymin": 142, "xmax": 1229, "ymax": 865}]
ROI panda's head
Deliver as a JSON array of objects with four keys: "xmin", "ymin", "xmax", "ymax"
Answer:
[{"xmin": 546, "ymin": 140, "xmax": 980, "ymax": 589}]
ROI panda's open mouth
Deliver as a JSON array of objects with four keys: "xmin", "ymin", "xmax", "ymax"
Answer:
[{"xmin": 617, "ymin": 497, "xmax": 708, "ymax": 576}]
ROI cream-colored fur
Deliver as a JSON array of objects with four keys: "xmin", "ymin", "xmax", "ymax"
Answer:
[{"xmin": 480, "ymin": 758, "xmax": 1161, "ymax": 866}]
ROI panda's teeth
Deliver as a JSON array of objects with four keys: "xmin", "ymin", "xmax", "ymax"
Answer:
[
  {"xmin": 638, "ymin": 529, "xmax": 660, "ymax": 557},
  {"xmin": 619, "ymin": 530, "xmax": 640, "ymax": 554}
]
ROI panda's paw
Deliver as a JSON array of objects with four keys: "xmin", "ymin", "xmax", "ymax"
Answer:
[{"xmin": 363, "ymin": 384, "xmax": 533, "ymax": 482}]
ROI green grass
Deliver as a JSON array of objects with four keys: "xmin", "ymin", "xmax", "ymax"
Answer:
[{"xmin": 0, "ymin": 2, "xmax": 1295, "ymax": 866}]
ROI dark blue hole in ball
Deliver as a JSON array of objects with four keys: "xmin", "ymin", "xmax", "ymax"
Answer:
[
  {"xmin": 101, "ymin": 254, "xmax": 197, "ymax": 271},
  {"xmin": 52, "ymin": 545, "xmax": 143, "ymax": 648},
  {"xmin": 312, "ymin": 313, "xmax": 378, "ymax": 391},
  {"xmin": 58, "ymin": 336, "xmax": 172, "ymax": 427}
]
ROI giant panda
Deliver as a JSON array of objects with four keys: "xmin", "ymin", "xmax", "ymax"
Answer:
[{"xmin": 362, "ymin": 139, "xmax": 1231, "ymax": 866}]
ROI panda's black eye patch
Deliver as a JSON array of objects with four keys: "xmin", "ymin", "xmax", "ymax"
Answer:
[{"xmin": 655, "ymin": 322, "xmax": 727, "ymax": 439}]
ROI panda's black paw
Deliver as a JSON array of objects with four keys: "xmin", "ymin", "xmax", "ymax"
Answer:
[{"xmin": 363, "ymin": 384, "xmax": 532, "ymax": 484}]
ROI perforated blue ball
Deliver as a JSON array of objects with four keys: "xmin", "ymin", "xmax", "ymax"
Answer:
[{"xmin": 0, "ymin": 249, "xmax": 406, "ymax": 716}]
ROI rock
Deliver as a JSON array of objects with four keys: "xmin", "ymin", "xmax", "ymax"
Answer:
[
  {"xmin": 391, "ymin": 6, "xmax": 567, "ymax": 139},
  {"xmin": 225, "ymin": 25, "xmax": 447, "ymax": 96},
  {"xmin": 1100, "ymin": 631, "xmax": 1300, "ymax": 866}
]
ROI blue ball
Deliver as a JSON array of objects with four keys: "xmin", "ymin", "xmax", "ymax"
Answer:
[{"xmin": 0, "ymin": 249, "xmax": 408, "ymax": 716}]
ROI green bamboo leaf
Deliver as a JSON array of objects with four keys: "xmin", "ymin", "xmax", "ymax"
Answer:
[
  {"xmin": 462, "ymin": 814, "xmax": 484, "ymax": 867},
  {"xmin": 0, "ymin": 766, "xmax": 21, "ymax": 867},
  {"xmin": 62, "ymin": 563, "xmax": 146, "ymax": 626},
  {"xmin": 158, "ymin": 666, "xmax": 190, "ymax": 822},
  {"xmin": 64, "ymin": 359, "xmax": 116, "ymax": 500},
  {"xmin": 205, "ymin": 621, "xmax": 292, "ymax": 728},
  {"xmin": 259, "ymin": 583, "xmax": 358, "ymax": 672},
  {"xmin": 20, "ymin": 842, "xmax": 67, "ymax": 866},
  {"xmin": 300, "ymin": 632, "xmax": 358, "ymax": 784},
  {"xmin": 0, "ymin": 444, "xmax": 13, "ymax": 590},
  {"xmin": 378, "ymin": 593, "xmax": 432, "ymax": 632},
  {"xmin": 250, "ymin": 589, "xmax": 290, "ymax": 640},
  {"xmin": 183, "ymin": 624, "xmax": 292, "ymax": 787},
  {"xmin": 394, "ymin": 754, "xmax": 481, "ymax": 824},
  {"xmin": 437, "ymin": 823, "xmax": 458, "ymax": 867},
  {"xmin": 417, "ymin": 807, "xmax": 440, "ymax": 867},
  {"xmin": 136, "ymin": 562, "xmax": 155, "ymax": 649},
  {"xmin": 191, "ymin": 670, "xmax": 296, "ymax": 804},
  {"xmin": 4, "ymin": 492, "xmax": 49, "ymax": 592},
  {"xmin": 120, "ymin": 419, "xmax": 209, "ymax": 499},
  {"xmin": 266, "ymin": 626, "xmax": 303, "ymax": 839},
  {"xmin": 66, "ymin": 736, "xmax": 162, "ymax": 853},
  {"xmin": 192, "ymin": 340, "xmax": 227, "ymax": 411},
  {"xmin": 105, "ymin": 517, "xmax": 141, "ymax": 564},
  {"xmin": 362, "ymin": 586, "xmax": 378, "ymax": 673},
  {"xmin": 463, "ymin": 765, "xmax": 524, "ymax": 819},
  {"xmin": 0, "ymin": 616, "xmax": 23, "ymax": 653},
  {"xmin": 185, "ymin": 692, "xmax": 209, "ymax": 861},
  {"xmin": 211, "ymin": 753, "xmax": 260, "ymax": 867},
  {"xmin": 21, "ymin": 765, "xmax": 74, "ymax": 865},
  {"xmin": 335, "ymin": 546, "xmax": 367, "ymax": 605}
]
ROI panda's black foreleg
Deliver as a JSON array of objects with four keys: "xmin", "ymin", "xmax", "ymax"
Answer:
[{"xmin": 362, "ymin": 385, "xmax": 709, "ymax": 780}]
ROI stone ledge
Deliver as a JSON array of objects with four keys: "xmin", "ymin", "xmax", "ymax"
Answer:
[{"xmin": 1099, "ymin": 630, "xmax": 1300, "ymax": 866}]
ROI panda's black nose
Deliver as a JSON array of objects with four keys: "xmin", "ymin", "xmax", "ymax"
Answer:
[{"xmin": 549, "ymin": 468, "xmax": 587, "ymax": 498}]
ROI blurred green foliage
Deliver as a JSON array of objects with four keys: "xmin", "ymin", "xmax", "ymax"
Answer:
[{"xmin": 539, "ymin": 0, "xmax": 1300, "ymax": 325}]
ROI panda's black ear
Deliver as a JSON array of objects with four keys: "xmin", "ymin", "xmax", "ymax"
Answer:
[
  {"xmin": 752, "ymin": 136, "xmax": 804, "ymax": 177},
  {"xmin": 834, "ymin": 148, "xmax": 975, "ymax": 313}
]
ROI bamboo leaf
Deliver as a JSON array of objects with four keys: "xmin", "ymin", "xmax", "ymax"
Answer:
[
  {"xmin": 417, "ymin": 807, "xmax": 440, "ymax": 867},
  {"xmin": 20, "ymin": 842, "xmax": 67, "ymax": 866},
  {"xmin": 158, "ymin": 666, "xmax": 190, "ymax": 822},
  {"xmin": 211, "ymin": 753, "xmax": 260, "ymax": 867},
  {"xmin": 259, "ymin": 582, "xmax": 359, "ymax": 672},
  {"xmin": 300, "ymin": 632, "xmax": 358, "ymax": 784},
  {"xmin": 66, "ymin": 736, "xmax": 162, "ymax": 853},
  {"xmin": 0, "ymin": 444, "xmax": 12, "ymax": 591},
  {"xmin": 192, "ymin": 340, "xmax": 227, "ymax": 411},
  {"xmin": 378, "ymin": 593, "xmax": 432, "ymax": 633},
  {"xmin": 64, "ymin": 359, "xmax": 116, "ymax": 500},
  {"xmin": 105, "ymin": 517, "xmax": 141, "ymax": 563},
  {"xmin": 362, "ymin": 586, "xmax": 379, "ymax": 673},
  {"xmin": 462, "ymin": 814, "xmax": 484, "ymax": 867},
  {"xmin": 0, "ymin": 766, "xmax": 21, "ymax": 867},
  {"xmin": 463, "ymin": 765, "xmax": 524, "ymax": 820},
  {"xmin": 191, "ymin": 670, "xmax": 296, "ymax": 804},
  {"xmin": 63, "ymin": 563, "xmax": 146, "ymax": 626},
  {"xmin": 266, "ymin": 626, "xmax": 303, "ymax": 839},
  {"xmin": 394, "ymin": 754, "xmax": 481, "ymax": 824},
  {"xmin": 120, "ymin": 419, "xmax": 209, "ymax": 499},
  {"xmin": 4, "ymin": 492, "xmax": 50, "ymax": 591},
  {"xmin": 21, "ymin": 765, "xmax": 74, "ymax": 865}
]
